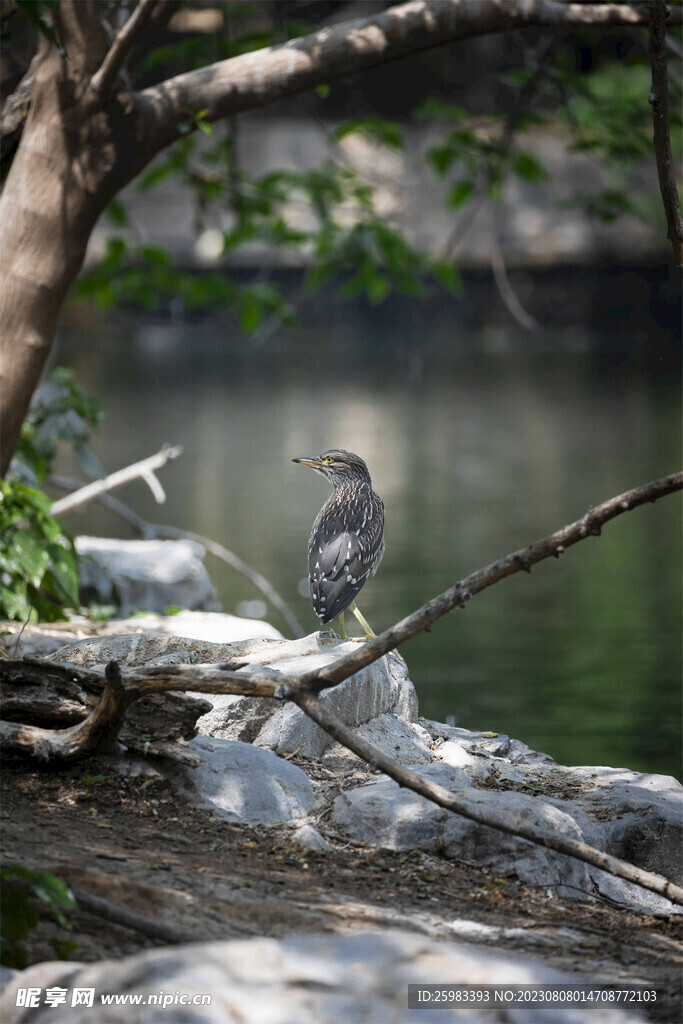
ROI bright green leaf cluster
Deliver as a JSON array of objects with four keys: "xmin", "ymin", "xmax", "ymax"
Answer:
[{"xmin": 0, "ymin": 481, "xmax": 79, "ymax": 622}]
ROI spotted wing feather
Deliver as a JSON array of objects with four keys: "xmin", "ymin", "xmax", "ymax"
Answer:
[{"xmin": 307, "ymin": 484, "xmax": 384, "ymax": 624}]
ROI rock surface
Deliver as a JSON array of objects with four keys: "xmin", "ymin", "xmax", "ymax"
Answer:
[
  {"xmin": 194, "ymin": 632, "xmax": 418, "ymax": 759},
  {"xmin": 174, "ymin": 736, "xmax": 314, "ymax": 824},
  {"xmin": 76, "ymin": 537, "xmax": 221, "ymax": 616},
  {"xmin": 0, "ymin": 929, "xmax": 650, "ymax": 1024},
  {"xmin": 7, "ymin": 624, "xmax": 681, "ymax": 913}
]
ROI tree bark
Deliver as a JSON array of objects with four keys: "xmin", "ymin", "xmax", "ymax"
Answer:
[{"xmin": 1, "ymin": 0, "xmax": 680, "ymax": 474}]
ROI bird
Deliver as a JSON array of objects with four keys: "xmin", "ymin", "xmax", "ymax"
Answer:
[{"xmin": 292, "ymin": 448, "xmax": 384, "ymax": 641}]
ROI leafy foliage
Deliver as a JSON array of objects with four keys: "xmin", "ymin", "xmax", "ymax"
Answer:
[
  {"xmin": 75, "ymin": 125, "xmax": 460, "ymax": 322},
  {"xmin": 1, "ymin": 370, "xmax": 103, "ymax": 623},
  {"xmin": 0, "ymin": 863, "xmax": 77, "ymax": 968},
  {"xmin": 62, "ymin": 10, "xmax": 680, "ymax": 323}
]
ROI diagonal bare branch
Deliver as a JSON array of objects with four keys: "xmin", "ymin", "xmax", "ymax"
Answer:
[
  {"xmin": 87, "ymin": 0, "xmax": 159, "ymax": 104},
  {"xmin": 49, "ymin": 474, "xmax": 306, "ymax": 638},
  {"xmin": 295, "ymin": 690, "xmax": 683, "ymax": 906},
  {"xmin": 283, "ymin": 471, "xmax": 683, "ymax": 695},
  {"xmin": 50, "ymin": 445, "xmax": 182, "ymax": 517},
  {"xmin": 648, "ymin": 0, "xmax": 683, "ymax": 267}
]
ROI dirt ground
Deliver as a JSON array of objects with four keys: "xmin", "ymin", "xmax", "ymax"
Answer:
[{"xmin": 1, "ymin": 756, "xmax": 681, "ymax": 1024}]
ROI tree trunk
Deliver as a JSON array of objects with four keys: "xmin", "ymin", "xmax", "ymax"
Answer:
[{"xmin": 0, "ymin": 4, "xmax": 112, "ymax": 474}]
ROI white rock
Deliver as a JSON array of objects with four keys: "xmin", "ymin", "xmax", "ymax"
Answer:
[
  {"xmin": 103, "ymin": 610, "xmax": 283, "ymax": 642},
  {"xmin": 76, "ymin": 537, "xmax": 220, "ymax": 615},
  {"xmin": 178, "ymin": 736, "xmax": 314, "ymax": 824},
  {"xmin": 324, "ymin": 713, "xmax": 434, "ymax": 766},
  {"xmin": 291, "ymin": 824, "xmax": 331, "ymax": 852},
  {"xmin": 197, "ymin": 632, "xmax": 419, "ymax": 759},
  {"xmin": 0, "ymin": 929, "xmax": 648, "ymax": 1023},
  {"xmin": 49, "ymin": 631, "xmax": 243, "ymax": 668}
]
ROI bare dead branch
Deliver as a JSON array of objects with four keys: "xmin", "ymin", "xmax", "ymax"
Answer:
[
  {"xmin": 69, "ymin": 884, "xmax": 199, "ymax": 945},
  {"xmin": 295, "ymin": 690, "xmax": 683, "ymax": 906},
  {"xmin": 50, "ymin": 446, "xmax": 182, "ymax": 517},
  {"xmin": 283, "ymin": 471, "xmax": 683, "ymax": 694},
  {"xmin": 648, "ymin": 0, "xmax": 683, "ymax": 267},
  {"xmin": 0, "ymin": 662, "xmax": 135, "ymax": 761},
  {"xmin": 87, "ymin": 0, "xmax": 159, "ymax": 103},
  {"xmin": 49, "ymin": 475, "xmax": 306, "ymax": 638}
]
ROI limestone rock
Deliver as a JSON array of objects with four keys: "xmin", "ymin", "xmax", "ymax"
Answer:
[
  {"xmin": 291, "ymin": 824, "xmax": 331, "ymax": 852},
  {"xmin": 76, "ymin": 536, "xmax": 221, "ymax": 616},
  {"xmin": 99, "ymin": 610, "xmax": 283, "ymax": 643},
  {"xmin": 176, "ymin": 736, "xmax": 314, "ymax": 824},
  {"xmin": 324, "ymin": 713, "xmax": 434, "ymax": 766},
  {"xmin": 192, "ymin": 632, "xmax": 419, "ymax": 759}
]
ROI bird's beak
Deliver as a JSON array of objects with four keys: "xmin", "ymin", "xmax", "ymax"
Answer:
[{"xmin": 292, "ymin": 456, "xmax": 323, "ymax": 471}]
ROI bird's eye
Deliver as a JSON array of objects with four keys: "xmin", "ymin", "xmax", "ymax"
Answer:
[{"xmin": 322, "ymin": 456, "xmax": 333, "ymax": 465}]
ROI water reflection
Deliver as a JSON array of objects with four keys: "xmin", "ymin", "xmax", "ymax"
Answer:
[{"xmin": 52, "ymin": 285, "xmax": 681, "ymax": 776}]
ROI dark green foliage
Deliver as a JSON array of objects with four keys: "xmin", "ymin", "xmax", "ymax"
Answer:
[
  {"xmin": 2, "ymin": 371, "xmax": 103, "ymax": 623},
  {"xmin": 0, "ymin": 864, "xmax": 77, "ymax": 968}
]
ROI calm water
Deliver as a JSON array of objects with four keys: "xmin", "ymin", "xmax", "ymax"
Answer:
[{"xmin": 52, "ymin": 271, "xmax": 682, "ymax": 776}]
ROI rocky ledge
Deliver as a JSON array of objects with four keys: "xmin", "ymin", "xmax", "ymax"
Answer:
[{"xmin": 7, "ymin": 615, "xmax": 681, "ymax": 917}]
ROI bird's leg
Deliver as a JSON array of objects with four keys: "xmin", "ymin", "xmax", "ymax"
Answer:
[
  {"xmin": 338, "ymin": 611, "xmax": 349, "ymax": 641},
  {"xmin": 350, "ymin": 601, "xmax": 375, "ymax": 639},
  {"xmin": 350, "ymin": 601, "xmax": 405, "ymax": 663}
]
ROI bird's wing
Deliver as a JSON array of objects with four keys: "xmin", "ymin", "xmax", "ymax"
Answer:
[{"xmin": 308, "ymin": 519, "xmax": 377, "ymax": 624}]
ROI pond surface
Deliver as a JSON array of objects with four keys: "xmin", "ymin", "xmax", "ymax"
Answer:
[{"xmin": 52, "ymin": 269, "xmax": 682, "ymax": 776}]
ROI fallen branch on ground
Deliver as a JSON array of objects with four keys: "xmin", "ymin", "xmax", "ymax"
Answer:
[{"xmin": 2, "ymin": 472, "xmax": 682, "ymax": 905}]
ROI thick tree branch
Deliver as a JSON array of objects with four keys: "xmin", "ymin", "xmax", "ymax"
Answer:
[
  {"xmin": 648, "ymin": 0, "xmax": 683, "ymax": 267},
  {"xmin": 87, "ymin": 0, "xmax": 159, "ymax": 104},
  {"xmin": 135, "ymin": 0, "xmax": 682, "ymax": 161}
]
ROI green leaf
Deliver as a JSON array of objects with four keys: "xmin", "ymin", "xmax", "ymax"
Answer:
[
  {"xmin": 332, "ymin": 117, "xmax": 404, "ymax": 151},
  {"xmin": 6, "ymin": 533, "xmax": 50, "ymax": 588},
  {"xmin": 432, "ymin": 260, "xmax": 462, "ymax": 295},
  {"xmin": 446, "ymin": 180, "xmax": 476, "ymax": 209},
  {"xmin": 511, "ymin": 150, "xmax": 548, "ymax": 185},
  {"xmin": 427, "ymin": 144, "xmax": 457, "ymax": 177},
  {"xmin": 105, "ymin": 199, "xmax": 128, "ymax": 227}
]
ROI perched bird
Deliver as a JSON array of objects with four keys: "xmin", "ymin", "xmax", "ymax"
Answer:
[{"xmin": 292, "ymin": 448, "xmax": 384, "ymax": 641}]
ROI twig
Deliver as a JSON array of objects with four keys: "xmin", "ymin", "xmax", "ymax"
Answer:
[
  {"xmin": 87, "ymin": 0, "xmax": 159, "ymax": 104},
  {"xmin": 50, "ymin": 446, "xmax": 182, "ymax": 517},
  {"xmin": 69, "ymin": 885, "xmax": 198, "ymax": 945},
  {"xmin": 283, "ymin": 471, "xmax": 683, "ymax": 694},
  {"xmin": 48, "ymin": 475, "xmax": 305, "ymax": 638},
  {"xmin": 490, "ymin": 215, "xmax": 539, "ymax": 330},
  {"xmin": 648, "ymin": 0, "xmax": 683, "ymax": 267},
  {"xmin": 295, "ymin": 690, "xmax": 683, "ymax": 906}
]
